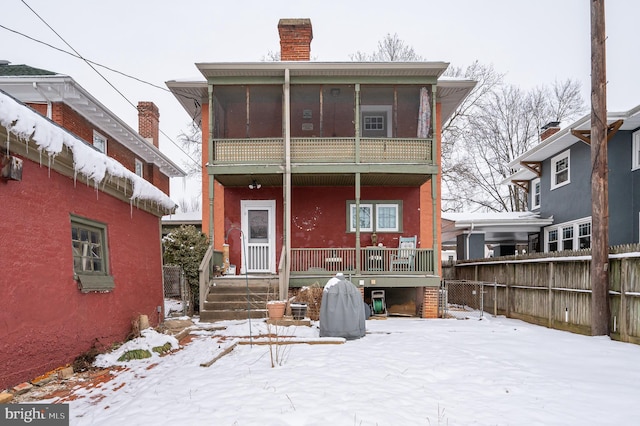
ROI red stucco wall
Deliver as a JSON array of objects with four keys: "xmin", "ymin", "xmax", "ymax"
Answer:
[
  {"xmin": 0, "ymin": 157, "xmax": 164, "ymax": 389},
  {"xmin": 222, "ymin": 186, "xmax": 420, "ymax": 271}
]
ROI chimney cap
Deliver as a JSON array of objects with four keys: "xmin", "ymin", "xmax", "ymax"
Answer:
[{"xmin": 541, "ymin": 121, "xmax": 561, "ymax": 130}]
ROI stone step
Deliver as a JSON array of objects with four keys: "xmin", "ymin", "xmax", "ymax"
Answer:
[{"xmin": 200, "ymin": 309, "xmax": 268, "ymax": 322}]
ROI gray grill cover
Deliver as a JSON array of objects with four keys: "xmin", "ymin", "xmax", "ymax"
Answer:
[{"xmin": 319, "ymin": 273, "xmax": 366, "ymax": 340}]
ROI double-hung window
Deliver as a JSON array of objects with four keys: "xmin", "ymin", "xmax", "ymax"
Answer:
[
  {"xmin": 562, "ymin": 226, "xmax": 574, "ymax": 250},
  {"xmin": 548, "ymin": 229, "xmax": 558, "ymax": 252},
  {"xmin": 135, "ymin": 158, "xmax": 144, "ymax": 177},
  {"xmin": 93, "ymin": 131, "xmax": 107, "ymax": 154},
  {"xmin": 550, "ymin": 150, "xmax": 570, "ymax": 190},
  {"xmin": 632, "ymin": 130, "xmax": 640, "ymax": 170},
  {"xmin": 578, "ymin": 222, "xmax": 591, "ymax": 249},
  {"xmin": 71, "ymin": 215, "xmax": 114, "ymax": 292},
  {"xmin": 348, "ymin": 201, "xmax": 401, "ymax": 233},
  {"xmin": 531, "ymin": 178, "xmax": 541, "ymax": 209}
]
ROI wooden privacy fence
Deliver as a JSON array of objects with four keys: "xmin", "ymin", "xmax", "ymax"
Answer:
[{"xmin": 442, "ymin": 244, "xmax": 640, "ymax": 344}]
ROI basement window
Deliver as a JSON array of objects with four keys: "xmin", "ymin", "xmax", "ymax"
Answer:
[{"xmin": 71, "ymin": 215, "xmax": 114, "ymax": 292}]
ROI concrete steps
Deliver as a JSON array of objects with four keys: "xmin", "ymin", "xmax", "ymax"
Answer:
[{"xmin": 199, "ymin": 276, "xmax": 279, "ymax": 322}]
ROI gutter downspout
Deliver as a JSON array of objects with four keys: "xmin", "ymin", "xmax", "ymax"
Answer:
[
  {"xmin": 466, "ymin": 222, "xmax": 474, "ymax": 260},
  {"xmin": 32, "ymin": 82, "xmax": 52, "ymax": 119}
]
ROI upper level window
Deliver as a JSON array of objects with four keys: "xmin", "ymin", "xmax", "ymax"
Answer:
[
  {"xmin": 135, "ymin": 159, "xmax": 144, "ymax": 178},
  {"xmin": 531, "ymin": 178, "xmax": 541, "ymax": 209},
  {"xmin": 93, "ymin": 131, "xmax": 107, "ymax": 154},
  {"xmin": 550, "ymin": 150, "xmax": 570, "ymax": 190},
  {"xmin": 632, "ymin": 130, "xmax": 640, "ymax": 170},
  {"xmin": 348, "ymin": 201, "xmax": 402, "ymax": 233},
  {"xmin": 360, "ymin": 105, "xmax": 392, "ymax": 137}
]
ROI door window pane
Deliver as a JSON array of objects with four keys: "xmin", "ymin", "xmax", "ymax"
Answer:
[{"xmin": 248, "ymin": 210, "xmax": 268, "ymax": 242}]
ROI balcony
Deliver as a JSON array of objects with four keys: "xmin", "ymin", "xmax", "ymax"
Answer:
[{"xmin": 213, "ymin": 137, "xmax": 433, "ymax": 164}]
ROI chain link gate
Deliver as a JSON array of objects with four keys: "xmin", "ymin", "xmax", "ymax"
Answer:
[
  {"xmin": 441, "ymin": 280, "xmax": 495, "ymax": 319},
  {"xmin": 163, "ymin": 265, "xmax": 188, "ymax": 316}
]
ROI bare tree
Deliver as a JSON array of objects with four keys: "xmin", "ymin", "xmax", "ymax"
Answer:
[
  {"xmin": 443, "ymin": 78, "xmax": 586, "ymax": 212},
  {"xmin": 350, "ymin": 33, "xmax": 423, "ymax": 62},
  {"xmin": 177, "ymin": 120, "xmax": 202, "ymax": 178}
]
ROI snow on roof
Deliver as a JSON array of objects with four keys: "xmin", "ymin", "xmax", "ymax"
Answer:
[
  {"xmin": 442, "ymin": 211, "xmax": 541, "ymax": 223},
  {"xmin": 162, "ymin": 211, "xmax": 202, "ymax": 222},
  {"xmin": 0, "ymin": 90, "xmax": 177, "ymax": 212}
]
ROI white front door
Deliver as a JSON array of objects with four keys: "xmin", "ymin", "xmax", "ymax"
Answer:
[{"xmin": 241, "ymin": 200, "xmax": 276, "ymax": 273}]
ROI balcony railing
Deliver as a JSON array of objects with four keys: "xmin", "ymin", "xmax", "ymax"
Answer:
[
  {"xmin": 290, "ymin": 247, "xmax": 435, "ymax": 275},
  {"xmin": 213, "ymin": 137, "xmax": 433, "ymax": 164}
]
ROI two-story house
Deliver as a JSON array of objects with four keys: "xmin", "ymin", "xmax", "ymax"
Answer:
[
  {"xmin": 0, "ymin": 62, "xmax": 184, "ymax": 390},
  {"xmin": 506, "ymin": 105, "xmax": 640, "ymax": 253},
  {"xmin": 167, "ymin": 19, "xmax": 475, "ymax": 318}
]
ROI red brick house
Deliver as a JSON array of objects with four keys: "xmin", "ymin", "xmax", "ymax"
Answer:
[
  {"xmin": 167, "ymin": 19, "xmax": 475, "ymax": 319},
  {"xmin": 0, "ymin": 62, "xmax": 183, "ymax": 390}
]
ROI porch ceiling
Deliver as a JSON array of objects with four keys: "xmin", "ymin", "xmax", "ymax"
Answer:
[{"xmin": 213, "ymin": 173, "xmax": 432, "ymax": 188}]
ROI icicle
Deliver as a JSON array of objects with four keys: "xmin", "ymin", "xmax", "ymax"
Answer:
[
  {"xmin": 73, "ymin": 170, "xmax": 78, "ymax": 187},
  {"xmin": 47, "ymin": 155, "xmax": 52, "ymax": 178},
  {"xmin": 130, "ymin": 199, "xmax": 133, "ymax": 218}
]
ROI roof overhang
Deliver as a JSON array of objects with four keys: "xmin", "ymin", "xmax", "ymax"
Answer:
[
  {"xmin": 167, "ymin": 62, "xmax": 476, "ymax": 126},
  {"xmin": 442, "ymin": 212, "xmax": 554, "ymax": 245},
  {"xmin": 504, "ymin": 104, "xmax": 640, "ymax": 184},
  {"xmin": 0, "ymin": 75, "xmax": 185, "ymax": 177}
]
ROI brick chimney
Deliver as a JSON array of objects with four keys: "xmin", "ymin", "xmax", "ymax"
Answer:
[
  {"xmin": 137, "ymin": 101, "xmax": 160, "ymax": 147},
  {"xmin": 540, "ymin": 121, "xmax": 561, "ymax": 141},
  {"xmin": 278, "ymin": 18, "xmax": 313, "ymax": 61}
]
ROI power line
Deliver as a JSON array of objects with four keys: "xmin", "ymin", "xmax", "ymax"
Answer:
[
  {"xmin": 0, "ymin": 23, "xmax": 171, "ymax": 93},
  {"xmin": 15, "ymin": 0, "xmax": 201, "ymax": 168}
]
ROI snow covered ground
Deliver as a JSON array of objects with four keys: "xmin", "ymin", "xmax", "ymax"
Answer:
[{"xmin": 44, "ymin": 315, "xmax": 640, "ymax": 425}]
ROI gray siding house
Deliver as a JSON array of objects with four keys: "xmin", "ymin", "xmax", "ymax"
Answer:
[{"xmin": 507, "ymin": 105, "xmax": 640, "ymax": 252}]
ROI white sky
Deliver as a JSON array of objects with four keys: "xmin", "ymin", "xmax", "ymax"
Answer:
[
  {"xmin": 45, "ymin": 313, "xmax": 640, "ymax": 425},
  {"xmin": 3, "ymin": 0, "xmax": 639, "ymax": 207}
]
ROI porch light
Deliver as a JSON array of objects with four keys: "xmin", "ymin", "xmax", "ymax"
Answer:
[{"xmin": 249, "ymin": 179, "xmax": 261, "ymax": 190}]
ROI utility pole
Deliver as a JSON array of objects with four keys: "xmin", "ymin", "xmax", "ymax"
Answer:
[{"xmin": 590, "ymin": 0, "xmax": 609, "ymax": 336}]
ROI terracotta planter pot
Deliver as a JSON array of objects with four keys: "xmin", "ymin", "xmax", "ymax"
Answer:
[{"xmin": 267, "ymin": 301, "xmax": 286, "ymax": 319}]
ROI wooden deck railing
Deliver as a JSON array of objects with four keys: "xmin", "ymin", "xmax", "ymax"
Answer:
[
  {"xmin": 213, "ymin": 137, "xmax": 433, "ymax": 164},
  {"xmin": 290, "ymin": 247, "xmax": 435, "ymax": 275}
]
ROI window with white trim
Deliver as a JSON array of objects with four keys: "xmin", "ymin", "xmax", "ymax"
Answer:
[
  {"xmin": 531, "ymin": 178, "xmax": 541, "ymax": 209},
  {"xmin": 562, "ymin": 226, "xmax": 574, "ymax": 250},
  {"xmin": 545, "ymin": 218, "xmax": 592, "ymax": 252},
  {"xmin": 93, "ymin": 131, "xmax": 107, "ymax": 154},
  {"xmin": 375, "ymin": 204, "xmax": 399, "ymax": 232},
  {"xmin": 550, "ymin": 150, "xmax": 570, "ymax": 190},
  {"xmin": 348, "ymin": 201, "xmax": 402, "ymax": 233},
  {"xmin": 548, "ymin": 229, "xmax": 558, "ymax": 252},
  {"xmin": 135, "ymin": 158, "xmax": 144, "ymax": 177},
  {"xmin": 578, "ymin": 222, "xmax": 591, "ymax": 249},
  {"xmin": 632, "ymin": 130, "xmax": 640, "ymax": 170},
  {"xmin": 350, "ymin": 204, "xmax": 373, "ymax": 232}
]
